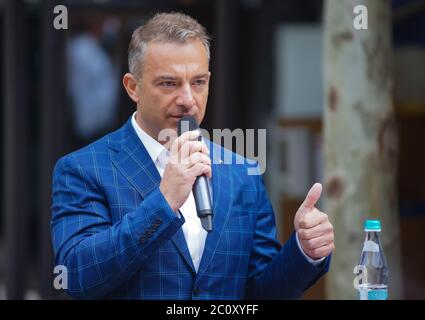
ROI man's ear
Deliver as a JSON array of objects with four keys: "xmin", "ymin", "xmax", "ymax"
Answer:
[{"xmin": 122, "ymin": 73, "xmax": 140, "ymax": 103}]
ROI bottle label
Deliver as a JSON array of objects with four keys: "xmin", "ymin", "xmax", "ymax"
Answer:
[
  {"xmin": 358, "ymin": 288, "xmax": 388, "ymax": 300},
  {"xmin": 362, "ymin": 240, "xmax": 379, "ymax": 252}
]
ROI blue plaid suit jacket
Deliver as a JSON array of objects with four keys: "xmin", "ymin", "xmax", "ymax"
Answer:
[{"xmin": 51, "ymin": 117, "xmax": 330, "ymax": 299}]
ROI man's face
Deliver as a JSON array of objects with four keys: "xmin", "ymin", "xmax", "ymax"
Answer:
[{"xmin": 125, "ymin": 39, "xmax": 210, "ymax": 141}]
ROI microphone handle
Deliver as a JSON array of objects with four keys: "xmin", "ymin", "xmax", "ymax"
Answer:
[{"xmin": 193, "ymin": 175, "xmax": 213, "ymax": 232}]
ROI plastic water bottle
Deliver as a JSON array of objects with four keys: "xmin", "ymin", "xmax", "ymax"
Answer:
[{"xmin": 356, "ymin": 220, "xmax": 389, "ymax": 300}]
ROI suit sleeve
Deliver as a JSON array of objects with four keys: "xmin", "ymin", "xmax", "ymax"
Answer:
[
  {"xmin": 244, "ymin": 174, "xmax": 331, "ymax": 299},
  {"xmin": 51, "ymin": 155, "xmax": 183, "ymax": 299}
]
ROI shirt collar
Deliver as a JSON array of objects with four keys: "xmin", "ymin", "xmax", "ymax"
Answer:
[{"xmin": 131, "ymin": 112, "xmax": 168, "ymax": 164}]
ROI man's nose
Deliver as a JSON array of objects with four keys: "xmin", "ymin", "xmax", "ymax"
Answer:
[{"xmin": 176, "ymin": 83, "xmax": 195, "ymax": 108}]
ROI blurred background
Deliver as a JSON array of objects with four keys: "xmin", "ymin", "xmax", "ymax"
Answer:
[{"xmin": 0, "ymin": 0, "xmax": 424, "ymax": 299}]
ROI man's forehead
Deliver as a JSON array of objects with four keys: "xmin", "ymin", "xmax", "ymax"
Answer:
[
  {"xmin": 156, "ymin": 64, "xmax": 208, "ymax": 75},
  {"xmin": 143, "ymin": 40, "xmax": 209, "ymax": 75},
  {"xmin": 144, "ymin": 40, "xmax": 208, "ymax": 61}
]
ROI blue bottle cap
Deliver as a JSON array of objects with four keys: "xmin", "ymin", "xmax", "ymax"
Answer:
[{"xmin": 364, "ymin": 220, "xmax": 381, "ymax": 231}]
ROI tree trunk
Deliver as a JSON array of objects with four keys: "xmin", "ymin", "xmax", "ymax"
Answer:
[{"xmin": 323, "ymin": 0, "xmax": 403, "ymax": 299}]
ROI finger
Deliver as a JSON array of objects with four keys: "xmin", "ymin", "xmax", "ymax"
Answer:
[
  {"xmin": 301, "ymin": 233, "xmax": 334, "ymax": 251},
  {"xmin": 308, "ymin": 243, "xmax": 335, "ymax": 259},
  {"xmin": 173, "ymin": 140, "xmax": 206, "ymax": 166},
  {"xmin": 298, "ymin": 209, "xmax": 328, "ymax": 229},
  {"xmin": 187, "ymin": 141, "xmax": 209, "ymax": 156},
  {"xmin": 178, "ymin": 141, "xmax": 194, "ymax": 165},
  {"xmin": 299, "ymin": 183, "xmax": 322, "ymax": 214},
  {"xmin": 298, "ymin": 221, "xmax": 333, "ymax": 240},
  {"xmin": 170, "ymin": 130, "xmax": 200, "ymax": 156},
  {"xmin": 194, "ymin": 141, "xmax": 209, "ymax": 156},
  {"xmin": 189, "ymin": 152, "xmax": 212, "ymax": 167},
  {"xmin": 189, "ymin": 162, "xmax": 212, "ymax": 178}
]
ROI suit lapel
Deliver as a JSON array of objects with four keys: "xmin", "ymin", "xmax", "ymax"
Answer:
[
  {"xmin": 171, "ymin": 220, "xmax": 196, "ymax": 272},
  {"xmin": 110, "ymin": 119, "xmax": 161, "ymax": 199},
  {"xmin": 109, "ymin": 118, "xmax": 196, "ymax": 274},
  {"xmin": 197, "ymin": 142, "xmax": 233, "ymax": 275}
]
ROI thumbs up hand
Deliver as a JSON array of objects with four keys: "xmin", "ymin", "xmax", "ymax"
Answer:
[{"xmin": 294, "ymin": 183, "xmax": 335, "ymax": 260}]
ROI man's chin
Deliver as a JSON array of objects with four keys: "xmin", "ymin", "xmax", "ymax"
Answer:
[{"xmin": 168, "ymin": 116, "xmax": 182, "ymax": 124}]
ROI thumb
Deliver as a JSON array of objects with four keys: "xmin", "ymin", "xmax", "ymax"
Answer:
[{"xmin": 299, "ymin": 183, "xmax": 322, "ymax": 214}]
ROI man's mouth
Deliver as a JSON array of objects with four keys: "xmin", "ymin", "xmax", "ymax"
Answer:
[{"xmin": 170, "ymin": 113, "xmax": 196, "ymax": 119}]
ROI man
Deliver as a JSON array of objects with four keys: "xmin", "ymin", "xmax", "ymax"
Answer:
[{"xmin": 51, "ymin": 12, "xmax": 334, "ymax": 300}]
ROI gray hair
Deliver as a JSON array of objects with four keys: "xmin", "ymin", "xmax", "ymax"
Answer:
[{"xmin": 128, "ymin": 12, "xmax": 211, "ymax": 79}]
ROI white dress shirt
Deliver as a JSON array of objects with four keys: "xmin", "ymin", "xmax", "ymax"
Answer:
[
  {"xmin": 131, "ymin": 112, "xmax": 324, "ymax": 270},
  {"xmin": 132, "ymin": 113, "xmax": 207, "ymax": 272}
]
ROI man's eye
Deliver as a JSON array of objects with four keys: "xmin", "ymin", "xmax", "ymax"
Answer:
[
  {"xmin": 193, "ymin": 79, "xmax": 206, "ymax": 86},
  {"xmin": 160, "ymin": 81, "xmax": 176, "ymax": 87}
]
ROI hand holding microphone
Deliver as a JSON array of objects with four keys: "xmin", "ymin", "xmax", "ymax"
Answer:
[{"xmin": 159, "ymin": 116, "xmax": 214, "ymax": 231}]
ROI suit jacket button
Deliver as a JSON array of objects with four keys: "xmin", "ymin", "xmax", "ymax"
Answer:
[
  {"xmin": 139, "ymin": 236, "xmax": 146, "ymax": 244},
  {"xmin": 193, "ymin": 287, "xmax": 200, "ymax": 297}
]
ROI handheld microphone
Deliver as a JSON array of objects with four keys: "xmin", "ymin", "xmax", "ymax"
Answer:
[{"xmin": 178, "ymin": 116, "xmax": 213, "ymax": 232}]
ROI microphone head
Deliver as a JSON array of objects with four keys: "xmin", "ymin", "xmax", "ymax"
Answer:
[{"xmin": 178, "ymin": 116, "xmax": 199, "ymax": 136}]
